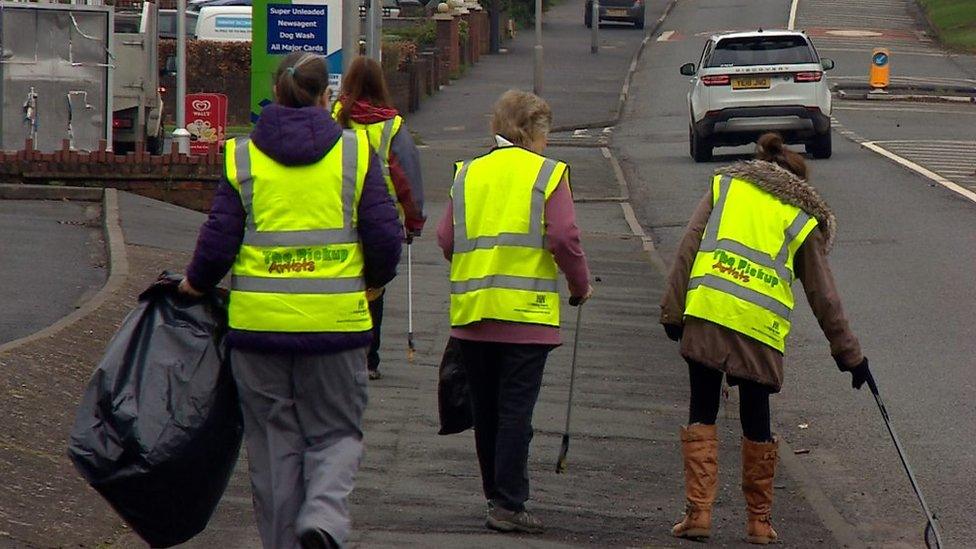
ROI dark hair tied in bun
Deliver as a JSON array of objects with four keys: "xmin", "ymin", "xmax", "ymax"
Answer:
[{"xmin": 756, "ymin": 132, "xmax": 808, "ymax": 180}]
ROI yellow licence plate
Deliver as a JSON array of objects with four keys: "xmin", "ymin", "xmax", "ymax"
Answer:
[
  {"xmin": 607, "ymin": 8, "xmax": 628, "ymax": 16},
  {"xmin": 732, "ymin": 76, "xmax": 771, "ymax": 90}
]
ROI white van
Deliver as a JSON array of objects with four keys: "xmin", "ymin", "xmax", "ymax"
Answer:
[{"xmin": 195, "ymin": 6, "xmax": 251, "ymax": 42}]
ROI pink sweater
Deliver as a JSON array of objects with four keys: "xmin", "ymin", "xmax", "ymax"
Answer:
[{"xmin": 437, "ymin": 175, "xmax": 590, "ymax": 345}]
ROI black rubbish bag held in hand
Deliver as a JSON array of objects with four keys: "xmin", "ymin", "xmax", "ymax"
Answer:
[
  {"xmin": 68, "ymin": 274, "xmax": 243, "ymax": 548},
  {"xmin": 437, "ymin": 337, "xmax": 474, "ymax": 435}
]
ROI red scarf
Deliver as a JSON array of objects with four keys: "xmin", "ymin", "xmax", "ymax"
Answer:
[{"xmin": 339, "ymin": 95, "xmax": 399, "ymax": 124}]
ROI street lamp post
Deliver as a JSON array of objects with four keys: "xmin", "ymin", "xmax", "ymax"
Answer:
[
  {"xmin": 367, "ymin": 0, "xmax": 382, "ymax": 61},
  {"xmin": 533, "ymin": 0, "xmax": 542, "ymax": 95},
  {"xmin": 342, "ymin": 0, "xmax": 360, "ymax": 74},
  {"xmin": 590, "ymin": 0, "xmax": 599, "ymax": 54},
  {"xmin": 173, "ymin": 0, "xmax": 190, "ymax": 154}
]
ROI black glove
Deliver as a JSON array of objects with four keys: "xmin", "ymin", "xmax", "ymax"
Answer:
[
  {"xmin": 404, "ymin": 229, "xmax": 421, "ymax": 245},
  {"xmin": 664, "ymin": 323, "xmax": 683, "ymax": 342},
  {"xmin": 844, "ymin": 357, "xmax": 872, "ymax": 390}
]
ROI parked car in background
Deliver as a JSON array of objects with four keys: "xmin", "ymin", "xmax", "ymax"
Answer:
[
  {"xmin": 584, "ymin": 0, "xmax": 644, "ymax": 29},
  {"xmin": 196, "ymin": 6, "xmax": 251, "ymax": 42},
  {"xmin": 159, "ymin": 9, "xmax": 199, "ymax": 39},
  {"xmin": 680, "ymin": 29, "xmax": 835, "ymax": 161}
]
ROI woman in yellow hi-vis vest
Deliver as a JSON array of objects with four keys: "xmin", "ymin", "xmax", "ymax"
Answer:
[
  {"xmin": 333, "ymin": 56, "xmax": 425, "ymax": 380},
  {"xmin": 179, "ymin": 52, "xmax": 402, "ymax": 549},
  {"xmin": 660, "ymin": 133, "xmax": 870, "ymax": 545},
  {"xmin": 437, "ymin": 90, "xmax": 592, "ymax": 534}
]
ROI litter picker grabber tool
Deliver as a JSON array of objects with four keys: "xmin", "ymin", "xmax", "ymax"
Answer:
[
  {"xmin": 407, "ymin": 242, "xmax": 415, "ymax": 362},
  {"xmin": 865, "ymin": 374, "xmax": 944, "ymax": 549},
  {"xmin": 555, "ymin": 299, "xmax": 583, "ymax": 474}
]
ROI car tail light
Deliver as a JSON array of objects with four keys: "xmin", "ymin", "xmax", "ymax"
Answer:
[
  {"xmin": 794, "ymin": 71, "xmax": 823, "ymax": 82},
  {"xmin": 701, "ymin": 75, "xmax": 730, "ymax": 86},
  {"xmin": 113, "ymin": 117, "xmax": 133, "ymax": 129},
  {"xmin": 158, "ymin": 86, "xmax": 167, "ymax": 94}
]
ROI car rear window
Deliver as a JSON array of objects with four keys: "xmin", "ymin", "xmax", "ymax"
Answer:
[{"xmin": 706, "ymin": 36, "xmax": 816, "ymax": 67}]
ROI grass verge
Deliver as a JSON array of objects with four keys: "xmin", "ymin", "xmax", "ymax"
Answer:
[{"xmin": 917, "ymin": 0, "xmax": 976, "ymax": 52}]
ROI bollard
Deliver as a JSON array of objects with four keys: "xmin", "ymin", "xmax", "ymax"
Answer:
[
  {"xmin": 870, "ymin": 48, "xmax": 890, "ymax": 90},
  {"xmin": 173, "ymin": 128, "xmax": 191, "ymax": 155}
]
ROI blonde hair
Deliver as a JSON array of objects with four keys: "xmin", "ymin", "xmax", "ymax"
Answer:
[{"xmin": 490, "ymin": 90, "xmax": 552, "ymax": 147}]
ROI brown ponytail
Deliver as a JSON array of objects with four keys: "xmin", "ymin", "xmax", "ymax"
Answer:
[
  {"xmin": 756, "ymin": 132, "xmax": 808, "ymax": 180},
  {"xmin": 273, "ymin": 51, "xmax": 330, "ymax": 108}
]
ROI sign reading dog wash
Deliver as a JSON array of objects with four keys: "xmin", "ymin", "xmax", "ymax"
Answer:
[
  {"xmin": 251, "ymin": 0, "xmax": 343, "ymax": 123},
  {"xmin": 185, "ymin": 93, "xmax": 228, "ymax": 155}
]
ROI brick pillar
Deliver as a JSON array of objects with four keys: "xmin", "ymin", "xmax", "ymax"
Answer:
[
  {"xmin": 435, "ymin": 14, "xmax": 460, "ymax": 75},
  {"xmin": 476, "ymin": 10, "xmax": 490, "ymax": 54},
  {"xmin": 466, "ymin": 10, "xmax": 481, "ymax": 63}
]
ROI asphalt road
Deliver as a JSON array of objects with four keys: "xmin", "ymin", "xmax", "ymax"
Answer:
[
  {"xmin": 0, "ymin": 200, "xmax": 106, "ymax": 345},
  {"xmin": 617, "ymin": 0, "xmax": 976, "ymax": 546}
]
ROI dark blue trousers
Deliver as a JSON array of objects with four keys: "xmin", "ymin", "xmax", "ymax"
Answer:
[{"xmin": 458, "ymin": 340, "xmax": 553, "ymax": 512}]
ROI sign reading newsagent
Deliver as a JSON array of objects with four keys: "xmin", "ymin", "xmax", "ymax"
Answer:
[
  {"xmin": 267, "ymin": 4, "xmax": 327, "ymax": 54},
  {"xmin": 251, "ymin": 0, "xmax": 343, "ymax": 123}
]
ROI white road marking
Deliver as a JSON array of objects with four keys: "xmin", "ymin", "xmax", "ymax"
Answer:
[
  {"xmin": 817, "ymin": 47, "xmax": 947, "ymax": 57},
  {"xmin": 788, "ymin": 0, "xmax": 799, "ymax": 30},
  {"xmin": 657, "ymin": 30, "xmax": 675, "ymax": 42},
  {"xmin": 833, "ymin": 105, "xmax": 976, "ymax": 115},
  {"xmin": 861, "ymin": 141, "xmax": 976, "ymax": 204}
]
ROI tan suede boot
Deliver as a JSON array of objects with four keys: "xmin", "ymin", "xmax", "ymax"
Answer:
[
  {"xmin": 671, "ymin": 424, "xmax": 718, "ymax": 539},
  {"xmin": 742, "ymin": 437, "xmax": 779, "ymax": 544}
]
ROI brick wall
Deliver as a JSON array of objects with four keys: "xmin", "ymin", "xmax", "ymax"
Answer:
[{"xmin": 0, "ymin": 139, "xmax": 221, "ymax": 211}]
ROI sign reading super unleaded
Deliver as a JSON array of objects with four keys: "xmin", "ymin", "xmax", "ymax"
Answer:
[
  {"xmin": 267, "ymin": 4, "xmax": 328, "ymax": 54},
  {"xmin": 251, "ymin": 0, "xmax": 343, "ymax": 123}
]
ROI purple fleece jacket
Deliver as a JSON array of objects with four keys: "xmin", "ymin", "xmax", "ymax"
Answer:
[{"xmin": 186, "ymin": 104, "xmax": 402, "ymax": 354}]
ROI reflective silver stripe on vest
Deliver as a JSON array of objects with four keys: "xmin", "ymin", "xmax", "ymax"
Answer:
[
  {"xmin": 452, "ymin": 157, "xmax": 558, "ymax": 254},
  {"xmin": 341, "ymin": 130, "xmax": 358, "ymax": 229},
  {"xmin": 451, "ymin": 275, "xmax": 558, "ymax": 295},
  {"xmin": 236, "ymin": 131, "xmax": 360, "ymax": 246},
  {"xmin": 774, "ymin": 210, "xmax": 812, "ymax": 267},
  {"xmin": 698, "ymin": 174, "xmax": 795, "ymax": 283},
  {"xmin": 243, "ymin": 228, "xmax": 359, "ymax": 247},
  {"xmin": 235, "ymin": 138, "xmax": 256, "ymax": 231},
  {"xmin": 232, "ymin": 275, "xmax": 366, "ymax": 294},
  {"xmin": 378, "ymin": 118, "xmax": 395, "ymax": 181},
  {"xmin": 688, "ymin": 274, "xmax": 792, "ymax": 320}
]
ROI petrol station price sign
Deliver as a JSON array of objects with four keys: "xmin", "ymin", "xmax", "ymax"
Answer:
[
  {"xmin": 250, "ymin": 0, "xmax": 343, "ymax": 123},
  {"xmin": 267, "ymin": 4, "xmax": 328, "ymax": 54}
]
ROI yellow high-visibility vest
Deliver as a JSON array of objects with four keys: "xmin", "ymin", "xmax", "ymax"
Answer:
[
  {"xmin": 449, "ymin": 146, "xmax": 567, "ymax": 328},
  {"xmin": 224, "ymin": 131, "xmax": 373, "ymax": 333},
  {"xmin": 332, "ymin": 100, "xmax": 403, "ymax": 215},
  {"xmin": 684, "ymin": 173, "xmax": 819, "ymax": 352}
]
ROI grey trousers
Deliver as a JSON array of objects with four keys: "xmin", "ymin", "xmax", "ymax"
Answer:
[{"xmin": 231, "ymin": 346, "xmax": 369, "ymax": 549}]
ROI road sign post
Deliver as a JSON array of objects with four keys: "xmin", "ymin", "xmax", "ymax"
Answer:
[
  {"xmin": 870, "ymin": 47, "xmax": 890, "ymax": 90},
  {"xmin": 251, "ymin": 0, "xmax": 344, "ymax": 124}
]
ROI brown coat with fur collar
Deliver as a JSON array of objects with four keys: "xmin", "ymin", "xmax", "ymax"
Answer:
[{"xmin": 660, "ymin": 161, "xmax": 862, "ymax": 392}]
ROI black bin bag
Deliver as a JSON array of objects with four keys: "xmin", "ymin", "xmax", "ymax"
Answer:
[
  {"xmin": 68, "ymin": 275, "xmax": 243, "ymax": 548},
  {"xmin": 437, "ymin": 337, "xmax": 474, "ymax": 435}
]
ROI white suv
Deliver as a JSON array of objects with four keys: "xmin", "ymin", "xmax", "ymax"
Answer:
[{"xmin": 680, "ymin": 30, "xmax": 835, "ymax": 162}]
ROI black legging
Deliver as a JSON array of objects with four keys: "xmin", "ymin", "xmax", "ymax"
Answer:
[{"xmin": 687, "ymin": 359, "xmax": 772, "ymax": 442}]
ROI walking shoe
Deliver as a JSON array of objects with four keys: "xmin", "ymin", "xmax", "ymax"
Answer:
[
  {"xmin": 742, "ymin": 437, "xmax": 780, "ymax": 544},
  {"xmin": 299, "ymin": 529, "xmax": 339, "ymax": 549},
  {"xmin": 671, "ymin": 423, "xmax": 719, "ymax": 540},
  {"xmin": 486, "ymin": 506, "xmax": 545, "ymax": 534},
  {"xmin": 368, "ymin": 369, "xmax": 382, "ymax": 380}
]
